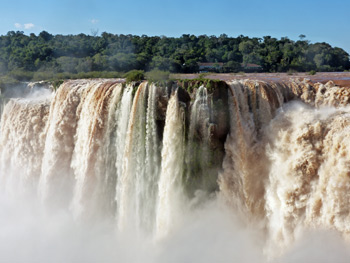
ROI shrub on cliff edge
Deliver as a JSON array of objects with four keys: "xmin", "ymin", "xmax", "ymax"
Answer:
[{"xmin": 124, "ymin": 70, "xmax": 145, "ymax": 83}]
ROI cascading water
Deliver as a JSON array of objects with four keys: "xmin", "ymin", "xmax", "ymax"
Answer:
[
  {"xmin": 70, "ymin": 80, "xmax": 122, "ymax": 220},
  {"xmin": 0, "ymin": 81, "xmax": 53, "ymax": 195},
  {"xmin": 115, "ymin": 84, "xmax": 133, "ymax": 179},
  {"xmin": 143, "ymin": 83, "xmax": 161, "ymax": 232},
  {"xmin": 116, "ymin": 82, "xmax": 147, "ymax": 230},
  {"xmin": 99, "ymin": 82, "xmax": 124, "ymax": 216},
  {"xmin": 38, "ymin": 80, "xmax": 84, "ymax": 207},
  {"xmin": 0, "ymin": 98, "xmax": 50, "ymax": 195},
  {"xmin": 187, "ymin": 86, "xmax": 210, "ymax": 166},
  {"xmin": 1, "ymin": 78, "xmax": 350, "ymax": 261},
  {"xmin": 185, "ymin": 86, "xmax": 212, "ymax": 192},
  {"xmin": 116, "ymin": 82, "xmax": 162, "ymax": 233},
  {"xmin": 265, "ymin": 103, "xmax": 350, "ymax": 253},
  {"xmin": 156, "ymin": 91, "xmax": 186, "ymax": 238},
  {"xmin": 114, "ymin": 84, "xmax": 133, "ymax": 220},
  {"xmin": 219, "ymin": 80, "xmax": 282, "ymax": 217}
]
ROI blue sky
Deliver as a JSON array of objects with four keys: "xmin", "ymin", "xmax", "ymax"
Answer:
[{"xmin": 1, "ymin": 0, "xmax": 349, "ymax": 53}]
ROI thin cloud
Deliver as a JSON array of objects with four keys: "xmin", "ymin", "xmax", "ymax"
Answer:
[
  {"xmin": 14, "ymin": 23, "xmax": 35, "ymax": 30},
  {"xmin": 91, "ymin": 19, "xmax": 99, "ymax": 24},
  {"xmin": 24, "ymin": 23, "xmax": 35, "ymax": 29}
]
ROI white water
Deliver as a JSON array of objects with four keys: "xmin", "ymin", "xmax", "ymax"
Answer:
[
  {"xmin": 156, "ymin": 91, "xmax": 186, "ymax": 238},
  {"xmin": 38, "ymin": 81, "xmax": 83, "ymax": 207},
  {"xmin": 70, "ymin": 81, "xmax": 121, "ymax": 220},
  {"xmin": 143, "ymin": 83, "xmax": 161, "ymax": 232},
  {"xmin": 116, "ymin": 82, "xmax": 147, "ymax": 230},
  {"xmin": 265, "ymin": 102, "xmax": 350, "ymax": 254},
  {"xmin": 116, "ymin": 82, "xmax": 162, "ymax": 233},
  {"xmin": 0, "ymin": 99, "xmax": 50, "ymax": 196},
  {"xmin": 115, "ymin": 84, "xmax": 133, "ymax": 179},
  {"xmin": 114, "ymin": 84, "xmax": 133, "ymax": 220}
]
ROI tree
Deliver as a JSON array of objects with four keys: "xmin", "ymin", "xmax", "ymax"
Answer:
[
  {"xmin": 0, "ymin": 31, "xmax": 348, "ymax": 78},
  {"xmin": 39, "ymin": 31, "xmax": 53, "ymax": 41}
]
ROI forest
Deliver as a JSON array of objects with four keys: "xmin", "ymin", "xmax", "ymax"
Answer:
[{"xmin": 0, "ymin": 31, "xmax": 349, "ymax": 86}]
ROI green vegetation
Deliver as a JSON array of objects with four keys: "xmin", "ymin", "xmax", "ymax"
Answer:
[
  {"xmin": 124, "ymin": 70, "xmax": 144, "ymax": 83},
  {"xmin": 0, "ymin": 31, "xmax": 349, "ymax": 89},
  {"xmin": 308, "ymin": 70, "xmax": 317, "ymax": 75},
  {"xmin": 52, "ymin": 79, "xmax": 64, "ymax": 90},
  {"xmin": 198, "ymin": 72, "xmax": 210, "ymax": 79}
]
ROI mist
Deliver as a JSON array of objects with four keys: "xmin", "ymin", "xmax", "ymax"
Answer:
[
  {"xmin": 1, "ymin": 189, "xmax": 350, "ymax": 263},
  {"xmin": 0, "ymin": 189, "xmax": 263, "ymax": 263},
  {"xmin": 1, "ymin": 81, "xmax": 52, "ymax": 100},
  {"xmin": 278, "ymin": 230, "xmax": 350, "ymax": 263}
]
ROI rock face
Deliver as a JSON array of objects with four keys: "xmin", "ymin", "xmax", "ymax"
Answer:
[{"xmin": 147, "ymin": 80, "xmax": 229, "ymax": 196}]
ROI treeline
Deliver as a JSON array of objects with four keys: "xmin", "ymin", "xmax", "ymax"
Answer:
[{"xmin": 0, "ymin": 31, "xmax": 349, "ymax": 82}]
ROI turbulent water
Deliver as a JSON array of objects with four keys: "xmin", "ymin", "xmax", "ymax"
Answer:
[{"xmin": 1, "ymin": 78, "xmax": 350, "ymax": 262}]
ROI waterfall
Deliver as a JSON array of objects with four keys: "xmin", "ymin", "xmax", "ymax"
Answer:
[
  {"xmin": 156, "ymin": 91, "xmax": 186, "ymax": 238},
  {"xmin": 116, "ymin": 82, "xmax": 147, "ymax": 230},
  {"xmin": 218, "ymin": 80, "xmax": 281, "ymax": 217},
  {"xmin": 143, "ymin": 83, "xmax": 161, "ymax": 232},
  {"xmin": 70, "ymin": 80, "xmax": 121, "ymax": 219},
  {"xmin": 115, "ymin": 85, "xmax": 133, "ymax": 176},
  {"xmin": 265, "ymin": 103, "xmax": 350, "ymax": 252},
  {"xmin": 0, "ymin": 98, "xmax": 50, "ymax": 195},
  {"xmin": 38, "ymin": 80, "xmax": 84, "ymax": 207},
  {"xmin": 114, "ymin": 84, "xmax": 133, "ymax": 217},
  {"xmin": 185, "ymin": 86, "xmax": 211, "ymax": 192},
  {"xmin": 1, "ymin": 78, "xmax": 350, "ymax": 260},
  {"xmin": 116, "ymin": 82, "xmax": 161, "ymax": 233},
  {"xmin": 99, "ymin": 82, "xmax": 124, "ymax": 216}
]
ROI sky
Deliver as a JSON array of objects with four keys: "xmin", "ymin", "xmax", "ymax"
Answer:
[{"xmin": 0, "ymin": 0, "xmax": 349, "ymax": 53}]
